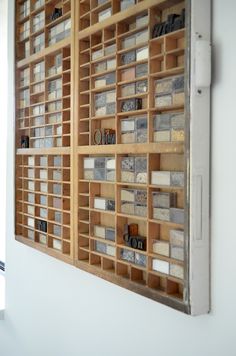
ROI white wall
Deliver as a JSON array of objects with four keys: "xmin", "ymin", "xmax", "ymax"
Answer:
[{"xmin": 1, "ymin": 0, "xmax": 236, "ymax": 355}]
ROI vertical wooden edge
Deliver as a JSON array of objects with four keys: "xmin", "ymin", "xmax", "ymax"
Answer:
[
  {"xmin": 71, "ymin": 0, "xmax": 79, "ymax": 262},
  {"xmin": 14, "ymin": 0, "xmax": 18, "ymax": 238},
  {"xmin": 14, "ymin": 0, "xmax": 197, "ymax": 313},
  {"xmin": 184, "ymin": 0, "xmax": 191, "ymax": 309}
]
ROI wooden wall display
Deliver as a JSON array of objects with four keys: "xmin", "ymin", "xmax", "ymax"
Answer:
[{"xmin": 15, "ymin": 0, "xmax": 210, "ymax": 314}]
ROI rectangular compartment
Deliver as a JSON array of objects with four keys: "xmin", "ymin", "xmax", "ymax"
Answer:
[
  {"xmin": 152, "ymin": 258, "xmax": 169, "ymax": 274},
  {"xmin": 154, "ymin": 75, "xmax": 185, "ymax": 108},
  {"xmin": 153, "ymin": 240, "xmax": 170, "ymax": 257}
]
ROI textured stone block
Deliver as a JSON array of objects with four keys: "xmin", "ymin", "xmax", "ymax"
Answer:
[
  {"xmin": 135, "ymin": 189, "xmax": 147, "ymax": 204},
  {"xmin": 154, "ymin": 130, "xmax": 171, "ymax": 142},
  {"xmin": 135, "ymin": 252, "xmax": 147, "ymax": 267},
  {"xmin": 106, "ymin": 170, "xmax": 115, "ymax": 181},
  {"xmin": 155, "ymin": 78, "xmax": 172, "ymax": 94},
  {"xmin": 40, "ymin": 195, "xmax": 47, "ymax": 206},
  {"xmin": 84, "ymin": 170, "xmax": 94, "ymax": 180},
  {"xmin": 153, "ymin": 240, "xmax": 169, "ymax": 257},
  {"xmin": 152, "ymin": 192, "xmax": 176, "ymax": 208},
  {"xmin": 171, "ymin": 113, "xmax": 184, "ymax": 129},
  {"xmin": 136, "ymin": 47, "xmax": 148, "ymax": 61},
  {"xmin": 92, "ymin": 48, "xmax": 103, "ymax": 61},
  {"xmin": 135, "ymin": 156, "xmax": 147, "ymax": 172},
  {"xmin": 27, "ymin": 205, "xmax": 34, "ymax": 215},
  {"xmin": 107, "ymin": 199, "xmax": 115, "ymax": 211},
  {"xmin": 95, "ymin": 93, "xmax": 106, "ymax": 108},
  {"xmin": 39, "ymin": 234, "xmax": 47, "ymax": 245},
  {"xmin": 106, "ymin": 90, "xmax": 116, "ymax": 103},
  {"xmin": 106, "ymin": 102, "xmax": 116, "ymax": 115},
  {"xmin": 53, "ymin": 225, "xmax": 61, "ymax": 237},
  {"xmin": 28, "ymin": 181, "xmax": 35, "ymax": 191},
  {"xmin": 135, "ymin": 204, "xmax": 147, "ymax": 217},
  {"xmin": 136, "ymin": 116, "xmax": 147, "ymax": 130},
  {"xmin": 121, "ymin": 189, "xmax": 135, "ymax": 202},
  {"xmin": 121, "ymin": 132, "xmax": 135, "ymax": 143},
  {"xmin": 55, "ymin": 212, "xmax": 61, "ymax": 223},
  {"xmin": 104, "ymin": 44, "xmax": 116, "ymax": 56},
  {"xmin": 171, "ymin": 246, "xmax": 184, "ymax": 261},
  {"xmin": 121, "ymin": 202, "xmax": 135, "ymax": 215},
  {"xmin": 171, "ymin": 129, "xmax": 185, "ymax": 142},
  {"xmin": 170, "ymin": 263, "xmax": 184, "ymax": 279},
  {"xmin": 53, "ymin": 156, "xmax": 61, "ymax": 167},
  {"xmin": 28, "ymin": 156, "xmax": 34, "ymax": 166},
  {"xmin": 53, "ymin": 197, "xmax": 61, "ymax": 209},
  {"xmin": 121, "ymin": 67, "xmax": 136, "ymax": 81},
  {"xmin": 136, "ymin": 129, "xmax": 147, "ymax": 143},
  {"xmin": 95, "ymin": 157, "xmax": 105, "ymax": 168},
  {"xmin": 121, "ymin": 98, "xmax": 142, "ymax": 112},
  {"xmin": 172, "ymin": 75, "xmax": 184, "ymax": 92},
  {"xmin": 170, "ymin": 208, "xmax": 184, "ymax": 225},
  {"xmin": 53, "ymin": 170, "xmax": 62, "ymax": 181},
  {"xmin": 28, "ymin": 169, "xmax": 34, "ymax": 179},
  {"xmin": 53, "ymin": 239, "xmax": 62, "ymax": 250},
  {"xmin": 136, "ymin": 80, "xmax": 148, "ymax": 93},
  {"xmin": 95, "ymin": 241, "xmax": 106, "ymax": 254},
  {"xmin": 170, "ymin": 229, "xmax": 184, "ymax": 246},
  {"xmin": 94, "ymin": 61, "xmax": 106, "ymax": 74},
  {"xmin": 95, "ymin": 77, "xmax": 106, "ymax": 88},
  {"xmin": 94, "ymin": 197, "xmax": 106, "ymax": 210},
  {"xmin": 121, "ymin": 83, "xmax": 135, "ymax": 97},
  {"xmin": 94, "ymin": 168, "xmax": 106, "ymax": 181},
  {"xmin": 136, "ymin": 14, "xmax": 148, "ymax": 28},
  {"xmin": 94, "ymin": 225, "xmax": 106, "ymax": 239},
  {"xmin": 106, "ymin": 228, "xmax": 115, "ymax": 242},
  {"xmin": 106, "ymin": 245, "xmax": 116, "ymax": 257},
  {"xmin": 106, "ymin": 158, "xmax": 115, "ymax": 171},
  {"xmin": 135, "ymin": 172, "xmax": 147, "ymax": 183},
  {"xmin": 121, "ymin": 0, "xmax": 135, "ymax": 11},
  {"xmin": 121, "ymin": 171, "xmax": 135, "ymax": 182},
  {"xmin": 40, "ymin": 156, "xmax": 47, "ymax": 166},
  {"xmin": 98, "ymin": 7, "xmax": 112, "ymax": 22},
  {"xmin": 154, "ymin": 114, "xmax": 171, "ymax": 130},
  {"xmin": 120, "ymin": 248, "xmax": 135, "ymax": 263},
  {"xmin": 136, "ymin": 63, "xmax": 148, "ymax": 77},
  {"xmin": 40, "ymin": 169, "xmax": 47, "ymax": 180},
  {"xmin": 53, "ymin": 183, "xmax": 62, "ymax": 195},
  {"xmin": 121, "ymin": 157, "xmax": 135, "ymax": 171},
  {"xmin": 152, "ymin": 259, "xmax": 169, "ymax": 274},
  {"xmin": 153, "ymin": 208, "xmax": 170, "ymax": 221},
  {"xmin": 121, "ymin": 50, "xmax": 136, "ymax": 65},
  {"xmin": 136, "ymin": 29, "xmax": 148, "ymax": 45},
  {"xmin": 155, "ymin": 94, "xmax": 172, "ymax": 107},
  {"xmin": 107, "ymin": 58, "xmax": 116, "ymax": 70},
  {"xmin": 28, "ymin": 229, "xmax": 34, "ymax": 240},
  {"xmin": 151, "ymin": 171, "xmax": 171, "ymax": 186},
  {"xmin": 28, "ymin": 193, "xmax": 35, "ymax": 204},
  {"xmin": 173, "ymin": 92, "xmax": 184, "ymax": 105},
  {"xmin": 122, "ymin": 35, "xmax": 136, "ymax": 49},
  {"xmin": 39, "ymin": 208, "xmax": 47, "ymax": 219},
  {"xmin": 170, "ymin": 172, "xmax": 184, "ymax": 187},
  {"xmin": 121, "ymin": 119, "xmax": 135, "ymax": 132}
]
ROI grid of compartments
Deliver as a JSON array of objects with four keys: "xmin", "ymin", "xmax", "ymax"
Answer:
[
  {"xmin": 77, "ymin": 0, "xmax": 186, "ymax": 303},
  {"xmin": 15, "ymin": 0, "xmax": 72, "ymax": 263},
  {"xmin": 78, "ymin": 152, "xmax": 185, "ymax": 299},
  {"xmin": 15, "ymin": 0, "xmax": 189, "ymax": 308},
  {"xmin": 78, "ymin": 7, "xmax": 185, "ymax": 146},
  {"xmin": 16, "ymin": 154, "xmax": 72, "ymax": 258},
  {"xmin": 16, "ymin": 45, "xmax": 71, "ymax": 149},
  {"xmin": 16, "ymin": 0, "xmax": 71, "ymax": 61},
  {"xmin": 79, "ymin": 0, "xmax": 145, "ymax": 31}
]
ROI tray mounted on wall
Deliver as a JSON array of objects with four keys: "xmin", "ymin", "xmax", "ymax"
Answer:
[{"xmin": 15, "ymin": 0, "xmax": 211, "ymax": 315}]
